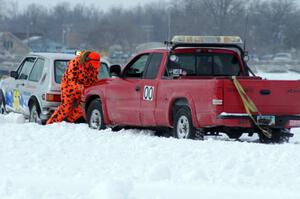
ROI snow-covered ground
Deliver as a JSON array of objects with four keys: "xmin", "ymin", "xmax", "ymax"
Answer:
[{"xmin": 1, "ymin": 71, "xmax": 300, "ymax": 199}]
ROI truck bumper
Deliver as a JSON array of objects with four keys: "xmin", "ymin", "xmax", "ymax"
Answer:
[{"xmin": 218, "ymin": 112, "xmax": 300, "ymax": 128}]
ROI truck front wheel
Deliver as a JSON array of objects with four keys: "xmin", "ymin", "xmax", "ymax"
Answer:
[
  {"xmin": 87, "ymin": 99, "xmax": 106, "ymax": 130},
  {"xmin": 173, "ymin": 106, "xmax": 195, "ymax": 139}
]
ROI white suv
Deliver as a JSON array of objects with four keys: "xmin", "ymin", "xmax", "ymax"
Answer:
[{"xmin": 0, "ymin": 52, "xmax": 110, "ymax": 124}]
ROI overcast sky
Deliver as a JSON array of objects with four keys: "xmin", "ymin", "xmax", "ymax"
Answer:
[{"xmin": 17, "ymin": 0, "xmax": 153, "ymax": 10}]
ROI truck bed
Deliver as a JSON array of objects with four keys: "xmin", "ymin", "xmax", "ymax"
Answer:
[{"xmin": 223, "ymin": 78, "xmax": 300, "ymax": 115}]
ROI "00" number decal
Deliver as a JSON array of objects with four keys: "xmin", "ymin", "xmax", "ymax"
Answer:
[{"xmin": 143, "ymin": 86, "xmax": 154, "ymax": 101}]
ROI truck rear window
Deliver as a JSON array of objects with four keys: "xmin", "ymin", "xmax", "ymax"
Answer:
[{"xmin": 166, "ymin": 53, "xmax": 241, "ymax": 76}]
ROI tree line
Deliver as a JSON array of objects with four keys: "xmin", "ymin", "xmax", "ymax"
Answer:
[{"xmin": 0, "ymin": 0, "xmax": 299, "ymax": 55}]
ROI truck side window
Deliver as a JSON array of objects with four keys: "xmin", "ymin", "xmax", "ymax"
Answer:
[
  {"xmin": 123, "ymin": 54, "xmax": 149, "ymax": 78},
  {"xmin": 143, "ymin": 53, "xmax": 163, "ymax": 79},
  {"xmin": 28, "ymin": 58, "xmax": 45, "ymax": 82},
  {"xmin": 18, "ymin": 57, "xmax": 36, "ymax": 80},
  {"xmin": 166, "ymin": 54, "xmax": 196, "ymax": 76}
]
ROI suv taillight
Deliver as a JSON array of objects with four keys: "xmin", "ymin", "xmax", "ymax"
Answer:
[{"xmin": 44, "ymin": 93, "xmax": 61, "ymax": 102}]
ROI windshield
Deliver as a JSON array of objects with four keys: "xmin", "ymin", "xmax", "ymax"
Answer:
[
  {"xmin": 54, "ymin": 60, "xmax": 110, "ymax": 84},
  {"xmin": 98, "ymin": 62, "xmax": 111, "ymax": 79}
]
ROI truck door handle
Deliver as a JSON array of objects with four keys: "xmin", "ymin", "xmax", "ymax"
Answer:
[
  {"xmin": 260, "ymin": 89, "xmax": 271, "ymax": 95},
  {"xmin": 135, "ymin": 85, "xmax": 141, "ymax": 92},
  {"xmin": 17, "ymin": 83, "xmax": 25, "ymax": 87}
]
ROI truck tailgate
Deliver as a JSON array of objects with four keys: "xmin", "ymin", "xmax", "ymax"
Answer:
[{"xmin": 223, "ymin": 79, "xmax": 300, "ymax": 115}]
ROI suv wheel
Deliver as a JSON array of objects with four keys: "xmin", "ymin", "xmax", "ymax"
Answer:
[
  {"xmin": 87, "ymin": 99, "xmax": 106, "ymax": 130},
  {"xmin": 29, "ymin": 102, "xmax": 41, "ymax": 124},
  {"xmin": 173, "ymin": 106, "xmax": 195, "ymax": 139},
  {"xmin": 0, "ymin": 91, "xmax": 6, "ymax": 114}
]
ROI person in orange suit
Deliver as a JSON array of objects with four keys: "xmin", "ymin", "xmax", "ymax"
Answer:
[{"xmin": 47, "ymin": 51, "xmax": 100, "ymax": 124}]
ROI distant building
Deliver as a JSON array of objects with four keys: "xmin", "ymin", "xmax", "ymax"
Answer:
[
  {"xmin": 23, "ymin": 37, "xmax": 68, "ymax": 53},
  {"xmin": 0, "ymin": 32, "xmax": 31, "ymax": 58},
  {"xmin": 0, "ymin": 32, "xmax": 32, "ymax": 72}
]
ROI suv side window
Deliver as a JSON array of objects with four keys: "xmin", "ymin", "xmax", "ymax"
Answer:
[
  {"xmin": 18, "ymin": 57, "xmax": 36, "ymax": 80},
  {"xmin": 28, "ymin": 58, "xmax": 45, "ymax": 82},
  {"xmin": 123, "ymin": 54, "xmax": 150, "ymax": 78},
  {"xmin": 143, "ymin": 53, "xmax": 163, "ymax": 79}
]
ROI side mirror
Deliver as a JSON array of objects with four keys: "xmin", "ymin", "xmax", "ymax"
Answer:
[
  {"xmin": 243, "ymin": 51, "xmax": 249, "ymax": 63},
  {"xmin": 243, "ymin": 55, "xmax": 249, "ymax": 63},
  {"xmin": 10, "ymin": 71, "xmax": 18, "ymax": 79},
  {"xmin": 110, "ymin": 65, "xmax": 121, "ymax": 77}
]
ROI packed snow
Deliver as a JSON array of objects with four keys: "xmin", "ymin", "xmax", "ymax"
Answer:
[{"xmin": 1, "ymin": 70, "xmax": 300, "ymax": 199}]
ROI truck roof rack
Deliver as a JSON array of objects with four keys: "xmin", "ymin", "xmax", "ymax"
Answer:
[
  {"xmin": 163, "ymin": 41, "xmax": 256, "ymax": 77},
  {"xmin": 166, "ymin": 42, "xmax": 245, "ymax": 58},
  {"xmin": 165, "ymin": 35, "xmax": 245, "ymax": 56}
]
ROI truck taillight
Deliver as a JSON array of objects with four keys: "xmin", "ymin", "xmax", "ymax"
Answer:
[
  {"xmin": 289, "ymin": 120, "xmax": 300, "ymax": 127},
  {"xmin": 43, "ymin": 93, "xmax": 61, "ymax": 102}
]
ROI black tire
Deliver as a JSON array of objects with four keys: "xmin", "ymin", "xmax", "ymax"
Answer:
[
  {"xmin": 226, "ymin": 132, "xmax": 243, "ymax": 139},
  {"xmin": 259, "ymin": 129, "xmax": 291, "ymax": 144},
  {"xmin": 87, "ymin": 99, "xmax": 106, "ymax": 130},
  {"xmin": 29, "ymin": 102, "xmax": 42, "ymax": 124},
  {"xmin": 173, "ymin": 106, "xmax": 196, "ymax": 139},
  {"xmin": 155, "ymin": 128, "xmax": 172, "ymax": 138},
  {"xmin": 0, "ymin": 90, "xmax": 7, "ymax": 114}
]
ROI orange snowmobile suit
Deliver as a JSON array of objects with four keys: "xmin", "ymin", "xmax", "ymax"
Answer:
[{"xmin": 47, "ymin": 51, "xmax": 100, "ymax": 124}]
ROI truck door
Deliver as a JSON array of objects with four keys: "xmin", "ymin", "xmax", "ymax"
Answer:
[
  {"xmin": 105, "ymin": 54, "xmax": 151, "ymax": 125},
  {"xmin": 139, "ymin": 53, "xmax": 163, "ymax": 126}
]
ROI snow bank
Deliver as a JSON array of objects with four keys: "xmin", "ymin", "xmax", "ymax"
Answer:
[
  {"xmin": 1, "ymin": 113, "xmax": 300, "ymax": 199},
  {"xmin": 1, "ymin": 71, "xmax": 300, "ymax": 199},
  {"xmin": 0, "ymin": 113, "xmax": 25, "ymax": 124}
]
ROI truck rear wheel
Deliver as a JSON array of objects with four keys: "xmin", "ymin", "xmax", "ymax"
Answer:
[
  {"xmin": 259, "ymin": 129, "xmax": 291, "ymax": 144},
  {"xmin": 87, "ymin": 99, "xmax": 106, "ymax": 130},
  {"xmin": 173, "ymin": 106, "xmax": 195, "ymax": 139}
]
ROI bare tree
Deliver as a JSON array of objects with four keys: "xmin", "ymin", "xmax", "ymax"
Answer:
[
  {"xmin": 0, "ymin": 0, "xmax": 6, "ymax": 19},
  {"xmin": 248, "ymin": 0, "xmax": 296, "ymax": 52},
  {"xmin": 0, "ymin": 0, "xmax": 299, "ymax": 54},
  {"xmin": 203, "ymin": 0, "xmax": 246, "ymax": 35}
]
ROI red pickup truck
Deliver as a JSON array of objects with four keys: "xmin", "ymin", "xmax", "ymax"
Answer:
[{"xmin": 82, "ymin": 37, "xmax": 300, "ymax": 143}]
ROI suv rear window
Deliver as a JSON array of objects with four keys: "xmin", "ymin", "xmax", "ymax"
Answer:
[
  {"xmin": 54, "ymin": 60, "xmax": 110, "ymax": 84},
  {"xmin": 54, "ymin": 60, "xmax": 69, "ymax": 84}
]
